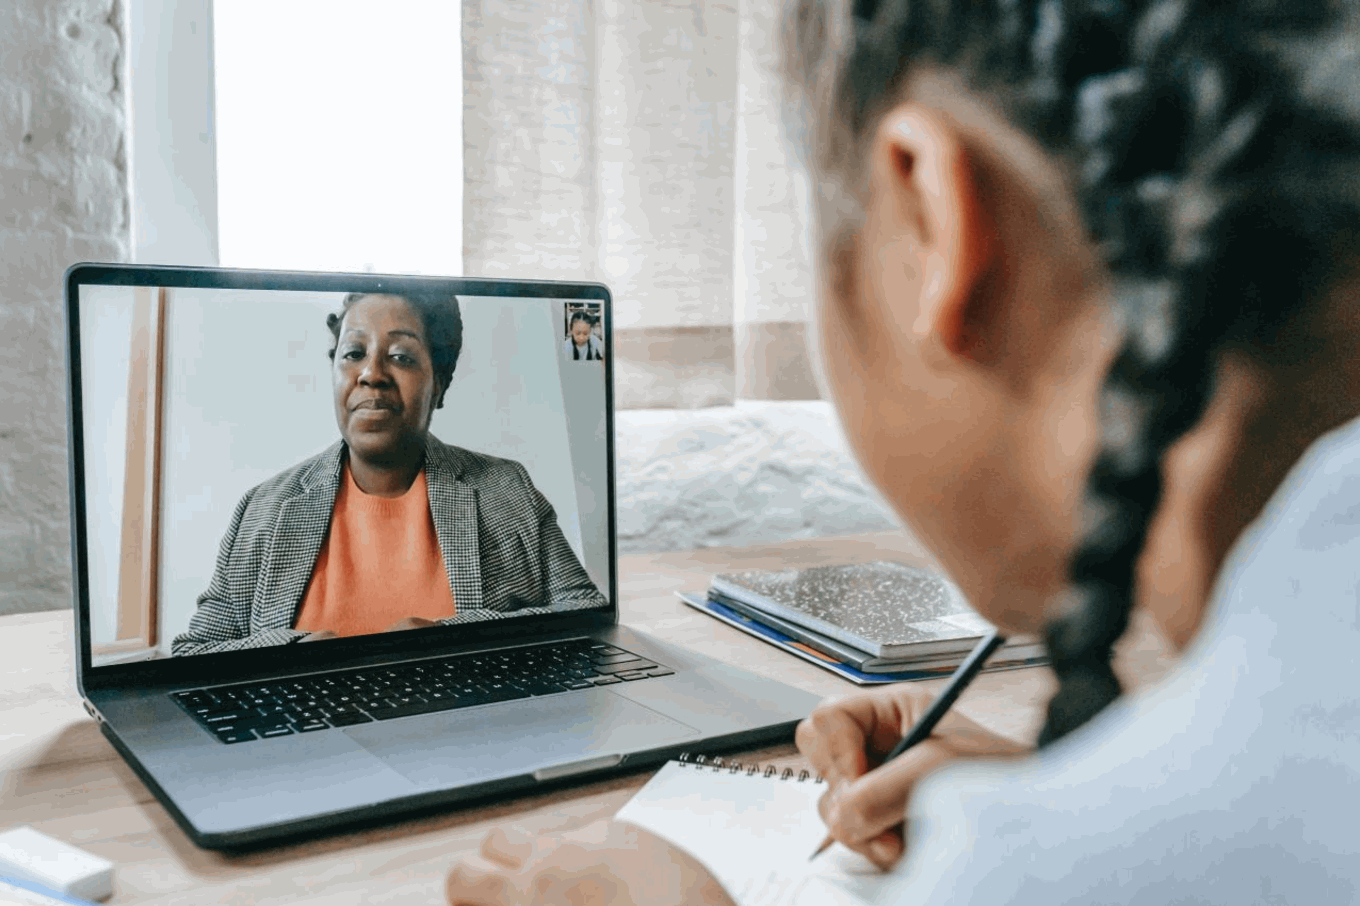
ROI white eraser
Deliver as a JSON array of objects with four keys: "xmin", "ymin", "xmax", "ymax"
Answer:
[{"xmin": 0, "ymin": 827, "xmax": 113, "ymax": 902}]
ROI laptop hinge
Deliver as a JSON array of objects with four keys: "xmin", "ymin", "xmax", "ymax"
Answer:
[{"xmin": 81, "ymin": 699, "xmax": 105, "ymax": 725}]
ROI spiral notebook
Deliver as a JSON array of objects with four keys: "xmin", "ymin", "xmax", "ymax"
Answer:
[{"xmin": 615, "ymin": 755, "xmax": 896, "ymax": 906}]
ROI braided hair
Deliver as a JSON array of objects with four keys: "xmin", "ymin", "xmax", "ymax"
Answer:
[
  {"xmin": 569, "ymin": 310, "xmax": 603, "ymax": 360},
  {"xmin": 784, "ymin": 0, "xmax": 1360, "ymax": 744}
]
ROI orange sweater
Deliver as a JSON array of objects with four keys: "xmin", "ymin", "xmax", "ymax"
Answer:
[{"xmin": 294, "ymin": 465, "xmax": 456, "ymax": 637}]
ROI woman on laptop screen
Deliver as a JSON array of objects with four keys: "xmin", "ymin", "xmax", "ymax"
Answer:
[
  {"xmin": 443, "ymin": 0, "xmax": 1360, "ymax": 901},
  {"xmin": 171, "ymin": 292, "xmax": 606, "ymax": 656}
]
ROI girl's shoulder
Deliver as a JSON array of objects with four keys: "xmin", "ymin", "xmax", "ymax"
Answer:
[{"xmin": 884, "ymin": 416, "xmax": 1360, "ymax": 905}]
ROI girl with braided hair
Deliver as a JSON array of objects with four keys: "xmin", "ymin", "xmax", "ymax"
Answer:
[{"xmin": 443, "ymin": 0, "xmax": 1360, "ymax": 902}]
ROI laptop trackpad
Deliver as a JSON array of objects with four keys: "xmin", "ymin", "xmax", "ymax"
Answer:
[{"xmin": 344, "ymin": 689, "xmax": 700, "ymax": 788}]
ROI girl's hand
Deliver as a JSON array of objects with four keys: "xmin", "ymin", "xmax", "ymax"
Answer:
[
  {"xmin": 797, "ymin": 685, "xmax": 1028, "ymax": 870},
  {"xmin": 446, "ymin": 819, "xmax": 737, "ymax": 906}
]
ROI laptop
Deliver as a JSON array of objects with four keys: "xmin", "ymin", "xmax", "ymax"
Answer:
[{"xmin": 64, "ymin": 263, "xmax": 822, "ymax": 849}]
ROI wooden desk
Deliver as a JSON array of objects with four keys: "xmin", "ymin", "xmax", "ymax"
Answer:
[{"xmin": 0, "ymin": 532, "xmax": 1176, "ymax": 904}]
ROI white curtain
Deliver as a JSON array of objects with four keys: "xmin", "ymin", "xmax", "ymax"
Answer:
[{"xmin": 462, "ymin": 0, "xmax": 819, "ymax": 409}]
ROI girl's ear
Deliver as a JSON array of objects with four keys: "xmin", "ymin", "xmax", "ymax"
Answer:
[{"xmin": 872, "ymin": 105, "xmax": 998, "ymax": 360}]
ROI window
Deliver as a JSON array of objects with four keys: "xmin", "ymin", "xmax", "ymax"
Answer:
[
  {"xmin": 129, "ymin": 1, "xmax": 463, "ymax": 275},
  {"xmin": 214, "ymin": 2, "xmax": 463, "ymax": 274}
]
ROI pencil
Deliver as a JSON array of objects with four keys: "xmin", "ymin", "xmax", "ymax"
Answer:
[{"xmin": 808, "ymin": 628, "xmax": 1008, "ymax": 861}]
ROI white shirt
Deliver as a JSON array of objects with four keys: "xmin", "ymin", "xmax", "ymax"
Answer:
[
  {"xmin": 867, "ymin": 415, "xmax": 1360, "ymax": 903},
  {"xmin": 563, "ymin": 336, "xmax": 604, "ymax": 360}
]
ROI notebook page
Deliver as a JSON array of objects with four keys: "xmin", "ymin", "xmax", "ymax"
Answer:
[{"xmin": 615, "ymin": 762, "xmax": 896, "ymax": 906}]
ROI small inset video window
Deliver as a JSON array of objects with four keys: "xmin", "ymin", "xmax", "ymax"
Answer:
[{"xmin": 563, "ymin": 302, "xmax": 604, "ymax": 362}]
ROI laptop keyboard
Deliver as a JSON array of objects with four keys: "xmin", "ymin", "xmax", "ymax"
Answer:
[{"xmin": 171, "ymin": 638, "xmax": 674, "ymax": 744}]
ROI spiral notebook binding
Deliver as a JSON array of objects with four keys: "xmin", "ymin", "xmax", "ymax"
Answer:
[{"xmin": 676, "ymin": 752, "xmax": 824, "ymax": 784}]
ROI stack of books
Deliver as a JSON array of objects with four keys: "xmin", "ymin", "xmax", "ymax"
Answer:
[{"xmin": 680, "ymin": 560, "xmax": 1046, "ymax": 684}]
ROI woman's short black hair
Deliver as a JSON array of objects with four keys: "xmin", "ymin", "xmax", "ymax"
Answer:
[
  {"xmin": 569, "ymin": 310, "xmax": 596, "ymax": 328},
  {"xmin": 326, "ymin": 292, "xmax": 464, "ymax": 404}
]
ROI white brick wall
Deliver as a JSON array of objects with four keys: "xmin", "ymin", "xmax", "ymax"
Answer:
[
  {"xmin": 0, "ymin": 0, "xmax": 129, "ymax": 615},
  {"xmin": 616, "ymin": 402, "xmax": 898, "ymax": 553}
]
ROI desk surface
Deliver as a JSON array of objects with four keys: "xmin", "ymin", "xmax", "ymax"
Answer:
[{"xmin": 0, "ymin": 532, "xmax": 1176, "ymax": 905}]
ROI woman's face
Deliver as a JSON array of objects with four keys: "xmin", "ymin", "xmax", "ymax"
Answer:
[
  {"xmin": 572, "ymin": 319, "xmax": 592, "ymax": 346},
  {"xmin": 332, "ymin": 295, "xmax": 441, "ymax": 465}
]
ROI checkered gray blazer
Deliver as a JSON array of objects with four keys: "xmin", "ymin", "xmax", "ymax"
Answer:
[{"xmin": 171, "ymin": 436, "xmax": 608, "ymax": 656}]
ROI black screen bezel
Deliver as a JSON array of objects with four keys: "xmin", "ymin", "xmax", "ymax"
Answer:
[{"xmin": 65, "ymin": 262, "xmax": 619, "ymax": 695}]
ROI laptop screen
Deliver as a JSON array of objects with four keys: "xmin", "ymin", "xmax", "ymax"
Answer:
[{"xmin": 71, "ymin": 271, "xmax": 613, "ymax": 669}]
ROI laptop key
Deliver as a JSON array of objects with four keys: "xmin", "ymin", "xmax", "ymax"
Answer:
[
  {"xmin": 592, "ymin": 676, "xmax": 622, "ymax": 685},
  {"xmin": 593, "ymin": 661, "xmax": 657, "ymax": 675},
  {"xmin": 591, "ymin": 652, "xmax": 643, "ymax": 665},
  {"xmin": 519, "ymin": 681, "xmax": 568, "ymax": 696},
  {"xmin": 366, "ymin": 697, "xmax": 461, "ymax": 721},
  {"xmin": 204, "ymin": 710, "xmax": 253, "ymax": 724},
  {"xmin": 481, "ymin": 687, "xmax": 529, "ymax": 704},
  {"xmin": 215, "ymin": 730, "xmax": 257, "ymax": 744},
  {"xmin": 259, "ymin": 726, "xmax": 294, "ymax": 738},
  {"xmin": 327, "ymin": 712, "xmax": 374, "ymax": 727},
  {"xmin": 295, "ymin": 721, "xmax": 328, "ymax": 732}
]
